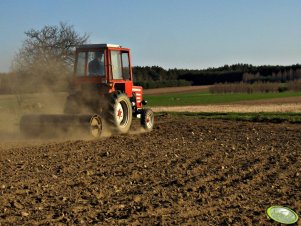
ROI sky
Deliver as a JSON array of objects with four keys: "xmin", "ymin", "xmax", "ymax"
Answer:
[{"xmin": 0, "ymin": 0, "xmax": 300, "ymax": 72}]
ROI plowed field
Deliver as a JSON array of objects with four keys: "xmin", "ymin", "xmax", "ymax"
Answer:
[{"xmin": 0, "ymin": 115, "xmax": 300, "ymax": 225}]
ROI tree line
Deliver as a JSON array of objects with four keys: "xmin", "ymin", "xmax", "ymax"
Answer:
[
  {"xmin": 2, "ymin": 64, "xmax": 301, "ymax": 94},
  {"xmin": 133, "ymin": 64, "xmax": 301, "ymax": 87}
]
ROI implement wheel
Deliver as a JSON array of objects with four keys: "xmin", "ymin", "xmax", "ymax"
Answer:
[
  {"xmin": 106, "ymin": 92, "xmax": 132, "ymax": 134},
  {"xmin": 90, "ymin": 115, "xmax": 103, "ymax": 138},
  {"xmin": 20, "ymin": 114, "xmax": 103, "ymax": 138}
]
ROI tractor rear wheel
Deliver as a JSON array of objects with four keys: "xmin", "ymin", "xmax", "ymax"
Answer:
[
  {"xmin": 141, "ymin": 108, "xmax": 154, "ymax": 131},
  {"xmin": 106, "ymin": 92, "xmax": 132, "ymax": 134}
]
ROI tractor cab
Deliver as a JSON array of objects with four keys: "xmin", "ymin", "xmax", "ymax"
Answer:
[{"xmin": 73, "ymin": 44, "xmax": 134, "ymax": 98}]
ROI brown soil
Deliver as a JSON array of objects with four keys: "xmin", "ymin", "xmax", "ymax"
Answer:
[
  {"xmin": 152, "ymin": 103, "xmax": 301, "ymax": 113},
  {"xmin": 235, "ymin": 96, "xmax": 301, "ymax": 105},
  {"xmin": 0, "ymin": 115, "xmax": 300, "ymax": 225}
]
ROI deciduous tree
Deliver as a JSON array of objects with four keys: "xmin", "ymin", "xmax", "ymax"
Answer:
[{"xmin": 12, "ymin": 22, "xmax": 89, "ymax": 91}]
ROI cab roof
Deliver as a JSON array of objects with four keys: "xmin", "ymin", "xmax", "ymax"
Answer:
[{"xmin": 76, "ymin": 44, "xmax": 121, "ymax": 49}]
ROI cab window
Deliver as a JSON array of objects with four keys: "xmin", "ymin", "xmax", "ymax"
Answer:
[
  {"xmin": 75, "ymin": 51, "xmax": 105, "ymax": 76},
  {"xmin": 88, "ymin": 51, "xmax": 105, "ymax": 76},
  {"xmin": 75, "ymin": 52, "xmax": 86, "ymax": 76},
  {"xmin": 122, "ymin": 52, "xmax": 130, "ymax": 80},
  {"xmin": 111, "ymin": 51, "xmax": 131, "ymax": 80},
  {"xmin": 111, "ymin": 51, "xmax": 123, "ymax": 79}
]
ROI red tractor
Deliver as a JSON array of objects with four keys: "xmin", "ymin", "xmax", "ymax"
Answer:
[{"xmin": 20, "ymin": 44, "xmax": 154, "ymax": 137}]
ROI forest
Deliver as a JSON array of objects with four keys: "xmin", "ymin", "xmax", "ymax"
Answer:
[{"xmin": 132, "ymin": 64, "xmax": 301, "ymax": 88}]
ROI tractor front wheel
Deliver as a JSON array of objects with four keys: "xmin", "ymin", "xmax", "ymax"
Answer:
[
  {"xmin": 141, "ymin": 108, "xmax": 154, "ymax": 131},
  {"xmin": 107, "ymin": 92, "xmax": 132, "ymax": 134}
]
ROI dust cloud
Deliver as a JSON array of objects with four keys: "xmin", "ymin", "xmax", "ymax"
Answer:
[
  {"xmin": 0, "ymin": 62, "xmax": 92, "ymax": 144},
  {"xmin": 0, "ymin": 68, "xmax": 145, "ymax": 146}
]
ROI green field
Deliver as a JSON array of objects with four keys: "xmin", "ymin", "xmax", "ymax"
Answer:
[
  {"xmin": 1, "ymin": 91, "xmax": 301, "ymax": 112},
  {"xmin": 0, "ymin": 91, "xmax": 301, "ymax": 130},
  {"xmin": 161, "ymin": 112, "xmax": 301, "ymax": 123},
  {"xmin": 145, "ymin": 91, "xmax": 301, "ymax": 106},
  {"xmin": 0, "ymin": 92, "xmax": 301, "ymax": 111}
]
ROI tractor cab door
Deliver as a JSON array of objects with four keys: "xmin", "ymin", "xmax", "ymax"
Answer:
[{"xmin": 109, "ymin": 49, "xmax": 133, "ymax": 97}]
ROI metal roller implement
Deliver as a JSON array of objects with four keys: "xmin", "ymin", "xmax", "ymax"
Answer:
[{"xmin": 20, "ymin": 114, "xmax": 102, "ymax": 138}]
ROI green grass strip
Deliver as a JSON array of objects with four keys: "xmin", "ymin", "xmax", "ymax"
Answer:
[
  {"xmin": 156, "ymin": 112, "xmax": 301, "ymax": 123},
  {"xmin": 145, "ymin": 91, "xmax": 301, "ymax": 106}
]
